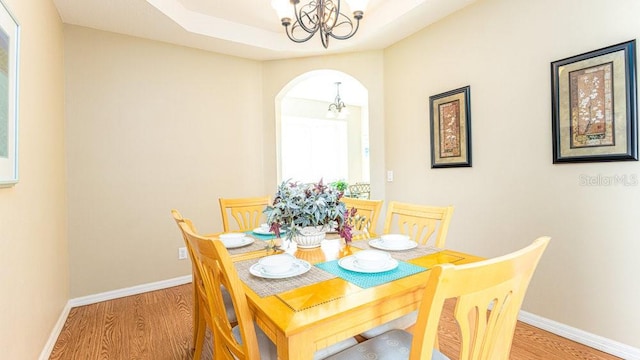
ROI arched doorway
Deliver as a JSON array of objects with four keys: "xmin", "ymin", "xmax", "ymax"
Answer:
[{"xmin": 275, "ymin": 70, "xmax": 370, "ymax": 188}]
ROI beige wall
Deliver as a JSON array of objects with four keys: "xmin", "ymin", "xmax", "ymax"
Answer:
[
  {"xmin": 0, "ymin": 0, "xmax": 67, "ymax": 358},
  {"xmin": 262, "ymin": 51, "xmax": 385, "ymax": 200},
  {"xmin": 384, "ymin": 0, "xmax": 640, "ymax": 347},
  {"xmin": 64, "ymin": 26, "xmax": 264, "ymax": 297},
  {"xmin": 64, "ymin": 33, "xmax": 385, "ymax": 298}
]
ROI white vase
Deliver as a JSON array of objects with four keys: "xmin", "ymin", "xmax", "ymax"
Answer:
[{"xmin": 291, "ymin": 225, "xmax": 327, "ymax": 249}]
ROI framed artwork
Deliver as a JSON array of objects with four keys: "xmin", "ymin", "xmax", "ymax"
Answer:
[
  {"xmin": 0, "ymin": 0, "xmax": 18, "ymax": 187},
  {"xmin": 429, "ymin": 85, "xmax": 472, "ymax": 168},
  {"xmin": 551, "ymin": 40, "xmax": 638, "ymax": 163}
]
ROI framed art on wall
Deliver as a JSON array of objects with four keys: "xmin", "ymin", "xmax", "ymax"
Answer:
[
  {"xmin": 551, "ymin": 40, "xmax": 638, "ymax": 163},
  {"xmin": 429, "ymin": 85, "xmax": 472, "ymax": 168},
  {"xmin": 0, "ymin": 0, "xmax": 18, "ymax": 187}
]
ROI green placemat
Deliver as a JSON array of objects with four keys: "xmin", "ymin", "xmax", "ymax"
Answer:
[
  {"xmin": 315, "ymin": 259, "xmax": 427, "ymax": 289},
  {"xmin": 245, "ymin": 230, "xmax": 278, "ymax": 241}
]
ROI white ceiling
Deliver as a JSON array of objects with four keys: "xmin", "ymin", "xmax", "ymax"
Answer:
[{"xmin": 53, "ymin": 0, "xmax": 477, "ymax": 61}]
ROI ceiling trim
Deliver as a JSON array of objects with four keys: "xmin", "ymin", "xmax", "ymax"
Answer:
[
  {"xmin": 53, "ymin": 0, "xmax": 478, "ymax": 60},
  {"xmin": 147, "ymin": 0, "xmax": 292, "ymax": 51}
]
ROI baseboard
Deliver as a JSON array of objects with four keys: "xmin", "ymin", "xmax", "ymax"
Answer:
[
  {"xmin": 68, "ymin": 275, "xmax": 193, "ymax": 307},
  {"xmin": 519, "ymin": 310, "xmax": 640, "ymax": 359},
  {"xmin": 38, "ymin": 301, "xmax": 72, "ymax": 360},
  {"xmin": 39, "ymin": 275, "xmax": 193, "ymax": 360}
]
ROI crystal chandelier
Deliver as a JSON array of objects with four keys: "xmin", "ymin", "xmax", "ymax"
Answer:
[
  {"xmin": 327, "ymin": 82, "xmax": 348, "ymax": 119},
  {"xmin": 271, "ymin": 0, "xmax": 369, "ymax": 49}
]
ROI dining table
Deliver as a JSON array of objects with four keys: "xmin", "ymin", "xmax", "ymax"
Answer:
[{"xmin": 225, "ymin": 229, "xmax": 484, "ymax": 360}]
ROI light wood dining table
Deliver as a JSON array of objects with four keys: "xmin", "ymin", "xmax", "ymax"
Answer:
[{"xmin": 230, "ymin": 232, "xmax": 484, "ymax": 360}]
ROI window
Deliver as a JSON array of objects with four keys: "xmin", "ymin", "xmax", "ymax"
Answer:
[{"xmin": 281, "ymin": 116, "xmax": 348, "ymax": 183}]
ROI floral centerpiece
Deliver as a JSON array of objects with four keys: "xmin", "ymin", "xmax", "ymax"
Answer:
[{"xmin": 264, "ymin": 179, "xmax": 355, "ymax": 247}]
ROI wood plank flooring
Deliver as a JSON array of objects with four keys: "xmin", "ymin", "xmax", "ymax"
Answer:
[{"xmin": 49, "ymin": 284, "xmax": 622, "ymax": 360}]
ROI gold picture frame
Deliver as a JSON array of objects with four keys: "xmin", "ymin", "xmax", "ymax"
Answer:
[{"xmin": 551, "ymin": 40, "xmax": 637, "ymax": 163}]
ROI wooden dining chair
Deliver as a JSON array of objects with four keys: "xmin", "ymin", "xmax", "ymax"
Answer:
[
  {"xmin": 382, "ymin": 201, "xmax": 454, "ymax": 248},
  {"xmin": 326, "ymin": 237, "xmax": 551, "ymax": 360},
  {"xmin": 171, "ymin": 209, "xmax": 203, "ymax": 350},
  {"xmin": 340, "ymin": 197, "xmax": 383, "ymax": 236},
  {"xmin": 219, "ymin": 196, "xmax": 271, "ymax": 232},
  {"xmin": 181, "ymin": 224, "xmax": 358, "ymax": 360},
  {"xmin": 171, "ymin": 209, "xmax": 237, "ymax": 359},
  {"xmin": 359, "ymin": 201, "xmax": 455, "ymax": 338}
]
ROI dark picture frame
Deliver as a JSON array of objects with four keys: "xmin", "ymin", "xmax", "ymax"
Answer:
[
  {"xmin": 429, "ymin": 86, "xmax": 472, "ymax": 168},
  {"xmin": 551, "ymin": 40, "xmax": 638, "ymax": 163}
]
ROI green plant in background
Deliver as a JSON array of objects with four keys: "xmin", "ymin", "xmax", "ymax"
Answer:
[{"xmin": 331, "ymin": 179, "xmax": 348, "ymax": 192}]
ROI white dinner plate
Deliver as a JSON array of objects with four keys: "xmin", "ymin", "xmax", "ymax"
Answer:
[
  {"xmin": 252, "ymin": 227, "xmax": 286, "ymax": 236},
  {"xmin": 338, "ymin": 256, "xmax": 399, "ymax": 273},
  {"xmin": 223, "ymin": 236, "xmax": 255, "ymax": 249},
  {"xmin": 249, "ymin": 259, "xmax": 311, "ymax": 279},
  {"xmin": 368, "ymin": 238, "xmax": 418, "ymax": 251}
]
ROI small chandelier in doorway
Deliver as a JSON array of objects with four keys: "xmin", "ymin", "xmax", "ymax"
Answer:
[
  {"xmin": 327, "ymin": 82, "xmax": 348, "ymax": 119},
  {"xmin": 271, "ymin": 0, "xmax": 369, "ymax": 49}
]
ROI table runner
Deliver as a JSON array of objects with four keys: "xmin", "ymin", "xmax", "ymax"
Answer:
[
  {"xmin": 315, "ymin": 260, "xmax": 427, "ymax": 289},
  {"xmin": 349, "ymin": 239, "xmax": 442, "ymax": 261},
  {"xmin": 234, "ymin": 258, "xmax": 337, "ymax": 298}
]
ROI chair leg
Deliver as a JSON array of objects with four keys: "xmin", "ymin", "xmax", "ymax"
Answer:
[
  {"xmin": 192, "ymin": 284, "xmax": 200, "ymax": 350},
  {"xmin": 193, "ymin": 312, "xmax": 206, "ymax": 360}
]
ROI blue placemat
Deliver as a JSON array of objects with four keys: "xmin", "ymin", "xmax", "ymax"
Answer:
[
  {"xmin": 245, "ymin": 230, "xmax": 278, "ymax": 241},
  {"xmin": 315, "ymin": 259, "xmax": 427, "ymax": 289}
]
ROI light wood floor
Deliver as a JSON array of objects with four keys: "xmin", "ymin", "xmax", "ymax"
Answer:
[{"xmin": 49, "ymin": 284, "xmax": 622, "ymax": 360}]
